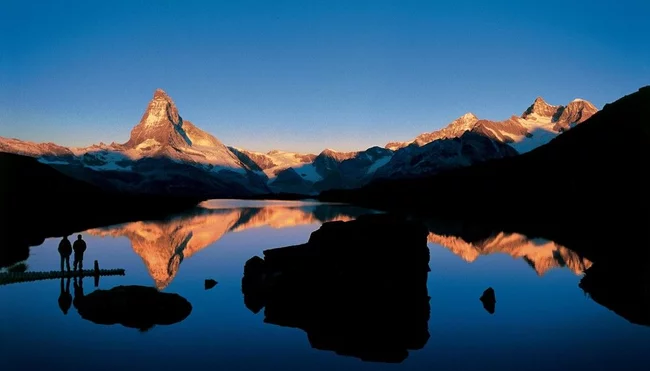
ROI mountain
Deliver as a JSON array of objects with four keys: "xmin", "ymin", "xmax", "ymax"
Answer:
[
  {"xmin": 386, "ymin": 113, "xmax": 479, "ymax": 150},
  {"xmin": 385, "ymin": 97, "xmax": 598, "ymax": 153},
  {"xmin": 0, "ymin": 89, "xmax": 270, "ymax": 198},
  {"xmin": 0, "ymin": 89, "xmax": 599, "ymax": 197},
  {"xmin": 321, "ymin": 86, "xmax": 649, "ymax": 263},
  {"xmin": 373, "ymin": 132, "xmax": 517, "ymax": 179}
]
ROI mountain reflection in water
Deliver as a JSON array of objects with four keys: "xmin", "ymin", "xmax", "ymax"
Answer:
[
  {"xmin": 85, "ymin": 200, "xmax": 377, "ymax": 289},
  {"xmin": 1, "ymin": 200, "xmax": 649, "ymax": 371}
]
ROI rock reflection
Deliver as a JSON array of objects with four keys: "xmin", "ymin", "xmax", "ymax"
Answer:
[
  {"xmin": 242, "ymin": 214, "xmax": 431, "ymax": 363},
  {"xmin": 74, "ymin": 285, "xmax": 192, "ymax": 331}
]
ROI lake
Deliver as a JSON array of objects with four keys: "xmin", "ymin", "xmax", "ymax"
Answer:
[{"xmin": 1, "ymin": 199, "xmax": 648, "ymax": 371}]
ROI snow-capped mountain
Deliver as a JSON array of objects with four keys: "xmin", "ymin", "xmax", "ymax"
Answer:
[
  {"xmin": 0, "ymin": 89, "xmax": 598, "ymax": 196},
  {"xmin": 0, "ymin": 89, "xmax": 269, "ymax": 198},
  {"xmin": 385, "ymin": 97, "xmax": 598, "ymax": 153}
]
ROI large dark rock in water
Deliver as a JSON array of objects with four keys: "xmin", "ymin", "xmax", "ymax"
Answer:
[
  {"xmin": 242, "ymin": 214, "xmax": 431, "ymax": 363},
  {"xmin": 75, "ymin": 285, "xmax": 192, "ymax": 331}
]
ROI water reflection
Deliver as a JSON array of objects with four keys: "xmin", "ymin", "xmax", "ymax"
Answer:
[
  {"xmin": 427, "ymin": 229, "xmax": 592, "ymax": 276},
  {"xmin": 86, "ymin": 201, "xmax": 375, "ymax": 289},
  {"xmin": 242, "ymin": 214, "xmax": 431, "ymax": 363},
  {"xmin": 74, "ymin": 285, "xmax": 192, "ymax": 331}
]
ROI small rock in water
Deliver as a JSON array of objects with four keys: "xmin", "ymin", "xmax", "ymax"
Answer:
[
  {"xmin": 205, "ymin": 279, "xmax": 218, "ymax": 290},
  {"xmin": 479, "ymin": 287, "xmax": 496, "ymax": 314}
]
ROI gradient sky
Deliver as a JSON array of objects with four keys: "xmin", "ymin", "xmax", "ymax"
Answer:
[{"xmin": 1, "ymin": 0, "xmax": 648, "ymax": 153}]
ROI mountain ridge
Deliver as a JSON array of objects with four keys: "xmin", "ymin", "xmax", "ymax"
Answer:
[{"xmin": 0, "ymin": 88, "xmax": 599, "ymax": 196}]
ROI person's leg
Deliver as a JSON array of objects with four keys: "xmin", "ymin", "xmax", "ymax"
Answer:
[
  {"xmin": 79, "ymin": 254, "xmax": 83, "ymax": 270},
  {"xmin": 60, "ymin": 256, "xmax": 64, "ymax": 271},
  {"xmin": 65, "ymin": 256, "xmax": 70, "ymax": 272}
]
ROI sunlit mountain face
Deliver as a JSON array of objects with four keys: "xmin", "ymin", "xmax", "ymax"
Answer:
[
  {"xmin": 86, "ymin": 201, "xmax": 376, "ymax": 289},
  {"xmin": 428, "ymin": 231, "xmax": 592, "ymax": 276}
]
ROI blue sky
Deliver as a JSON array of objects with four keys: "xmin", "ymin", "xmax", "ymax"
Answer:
[{"xmin": 1, "ymin": 0, "xmax": 648, "ymax": 153}]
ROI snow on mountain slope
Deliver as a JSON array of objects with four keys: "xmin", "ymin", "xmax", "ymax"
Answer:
[
  {"xmin": 228, "ymin": 147, "xmax": 317, "ymax": 179},
  {"xmin": 386, "ymin": 113, "xmax": 479, "ymax": 150},
  {"xmin": 384, "ymin": 97, "xmax": 598, "ymax": 154}
]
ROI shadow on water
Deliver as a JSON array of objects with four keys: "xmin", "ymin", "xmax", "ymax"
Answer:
[
  {"xmin": 73, "ymin": 284, "xmax": 192, "ymax": 331},
  {"xmin": 242, "ymin": 214, "xmax": 431, "ymax": 363}
]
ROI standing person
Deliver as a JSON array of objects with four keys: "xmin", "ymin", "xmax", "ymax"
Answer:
[
  {"xmin": 73, "ymin": 234, "xmax": 87, "ymax": 271},
  {"xmin": 58, "ymin": 235, "xmax": 72, "ymax": 272}
]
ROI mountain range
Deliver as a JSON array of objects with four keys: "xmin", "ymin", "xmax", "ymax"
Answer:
[
  {"xmin": 321, "ymin": 86, "xmax": 650, "ymax": 263},
  {"xmin": 0, "ymin": 88, "xmax": 597, "ymax": 197}
]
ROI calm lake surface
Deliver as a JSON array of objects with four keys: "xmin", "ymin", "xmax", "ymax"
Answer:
[{"xmin": 1, "ymin": 200, "xmax": 648, "ymax": 371}]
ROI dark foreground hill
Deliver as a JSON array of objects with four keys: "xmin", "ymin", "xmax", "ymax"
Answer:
[
  {"xmin": 321, "ymin": 86, "xmax": 650, "ymax": 262},
  {"xmin": 0, "ymin": 152, "xmax": 203, "ymax": 267}
]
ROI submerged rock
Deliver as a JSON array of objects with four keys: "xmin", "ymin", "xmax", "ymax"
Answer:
[
  {"xmin": 75, "ymin": 285, "xmax": 192, "ymax": 331},
  {"xmin": 242, "ymin": 214, "xmax": 431, "ymax": 363}
]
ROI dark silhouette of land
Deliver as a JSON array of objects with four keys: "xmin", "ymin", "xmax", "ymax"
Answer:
[
  {"xmin": 73, "ymin": 285, "xmax": 192, "ymax": 331},
  {"xmin": 0, "ymin": 152, "xmax": 203, "ymax": 267},
  {"xmin": 242, "ymin": 214, "xmax": 431, "ymax": 363},
  {"xmin": 320, "ymin": 86, "xmax": 650, "ymax": 264},
  {"xmin": 579, "ymin": 263, "xmax": 650, "ymax": 327}
]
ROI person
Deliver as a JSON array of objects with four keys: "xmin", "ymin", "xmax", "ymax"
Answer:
[
  {"xmin": 73, "ymin": 234, "xmax": 87, "ymax": 271},
  {"xmin": 58, "ymin": 235, "xmax": 72, "ymax": 272},
  {"xmin": 58, "ymin": 277, "xmax": 72, "ymax": 315},
  {"xmin": 73, "ymin": 276, "xmax": 85, "ymax": 311}
]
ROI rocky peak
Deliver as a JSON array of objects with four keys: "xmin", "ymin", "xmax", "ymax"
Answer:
[
  {"xmin": 124, "ymin": 88, "xmax": 191, "ymax": 149},
  {"xmin": 522, "ymin": 96, "xmax": 561, "ymax": 119},
  {"xmin": 553, "ymin": 98, "xmax": 598, "ymax": 131}
]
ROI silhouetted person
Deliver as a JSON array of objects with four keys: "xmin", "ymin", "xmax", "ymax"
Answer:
[
  {"xmin": 58, "ymin": 277, "xmax": 72, "ymax": 315},
  {"xmin": 73, "ymin": 276, "xmax": 85, "ymax": 310},
  {"xmin": 58, "ymin": 235, "xmax": 72, "ymax": 272},
  {"xmin": 73, "ymin": 234, "xmax": 87, "ymax": 271}
]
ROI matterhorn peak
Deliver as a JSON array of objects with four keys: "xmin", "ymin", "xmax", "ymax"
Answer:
[{"xmin": 124, "ymin": 88, "xmax": 190, "ymax": 149}]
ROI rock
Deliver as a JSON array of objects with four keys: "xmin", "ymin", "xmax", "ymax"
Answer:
[
  {"xmin": 204, "ymin": 279, "xmax": 218, "ymax": 290},
  {"xmin": 241, "ymin": 214, "xmax": 431, "ymax": 363},
  {"xmin": 479, "ymin": 287, "xmax": 496, "ymax": 314}
]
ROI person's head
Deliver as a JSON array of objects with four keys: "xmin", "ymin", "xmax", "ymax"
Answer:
[
  {"xmin": 63, "ymin": 235, "xmax": 69, "ymax": 239},
  {"xmin": 77, "ymin": 234, "xmax": 83, "ymax": 240}
]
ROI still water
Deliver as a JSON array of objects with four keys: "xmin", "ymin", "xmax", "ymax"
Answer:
[{"xmin": 1, "ymin": 200, "xmax": 648, "ymax": 371}]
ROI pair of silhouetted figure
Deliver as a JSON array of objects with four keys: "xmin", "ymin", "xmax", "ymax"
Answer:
[
  {"xmin": 58, "ymin": 234, "xmax": 87, "ymax": 272},
  {"xmin": 58, "ymin": 276, "xmax": 84, "ymax": 315}
]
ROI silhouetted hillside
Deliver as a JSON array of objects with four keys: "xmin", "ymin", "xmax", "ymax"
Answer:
[
  {"xmin": 0, "ymin": 152, "xmax": 202, "ymax": 266},
  {"xmin": 321, "ymin": 86, "xmax": 650, "ymax": 262}
]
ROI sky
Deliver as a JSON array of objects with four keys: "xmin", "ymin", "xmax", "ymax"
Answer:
[{"xmin": 1, "ymin": 0, "xmax": 649, "ymax": 153}]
